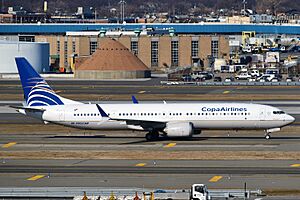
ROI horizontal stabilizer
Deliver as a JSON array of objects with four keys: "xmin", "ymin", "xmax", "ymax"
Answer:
[{"xmin": 10, "ymin": 105, "xmax": 45, "ymax": 112}]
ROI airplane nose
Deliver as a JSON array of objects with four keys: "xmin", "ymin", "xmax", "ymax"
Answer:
[{"xmin": 286, "ymin": 115, "xmax": 295, "ymax": 123}]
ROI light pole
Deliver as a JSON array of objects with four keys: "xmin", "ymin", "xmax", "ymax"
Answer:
[{"xmin": 119, "ymin": 0, "xmax": 126, "ymax": 23}]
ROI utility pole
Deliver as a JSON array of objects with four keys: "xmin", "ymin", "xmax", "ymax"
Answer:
[
  {"xmin": 119, "ymin": 0, "xmax": 126, "ymax": 23},
  {"xmin": 242, "ymin": 0, "xmax": 247, "ymax": 16}
]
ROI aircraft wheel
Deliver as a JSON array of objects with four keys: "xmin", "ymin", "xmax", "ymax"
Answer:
[
  {"xmin": 145, "ymin": 132, "xmax": 159, "ymax": 141},
  {"xmin": 265, "ymin": 134, "xmax": 271, "ymax": 140}
]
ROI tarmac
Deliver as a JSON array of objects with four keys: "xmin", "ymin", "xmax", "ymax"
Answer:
[{"xmin": 1, "ymin": 81, "xmax": 300, "ymax": 198}]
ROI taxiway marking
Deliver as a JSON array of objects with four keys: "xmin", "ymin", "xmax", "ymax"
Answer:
[
  {"xmin": 27, "ymin": 175, "xmax": 45, "ymax": 181},
  {"xmin": 290, "ymin": 164, "xmax": 300, "ymax": 167},
  {"xmin": 2, "ymin": 142, "xmax": 17, "ymax": 148},
  {"xmin": 209, "ymin": 176, "xmax": 223, "ymax": 182},
  {"xmin": 135, "ymin": 163, "xmax": 146, "ymax": 167},
  {"xmin": 164, "ymin": 143, "xmax": 177, "ymax": 148}
]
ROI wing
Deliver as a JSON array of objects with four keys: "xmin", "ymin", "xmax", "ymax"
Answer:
[{"xmin": 96, "ymin": 104, "xmax": 166, "ymax": 131}]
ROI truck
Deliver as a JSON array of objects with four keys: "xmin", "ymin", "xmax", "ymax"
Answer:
[{"xmin": 190, "ymin": 184, "xmax": 211, "ymax": 200}]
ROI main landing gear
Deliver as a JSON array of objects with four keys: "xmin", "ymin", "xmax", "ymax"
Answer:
[{"xmin": 145, "ymin": 131, "xmax": 159, "ymax": 141}]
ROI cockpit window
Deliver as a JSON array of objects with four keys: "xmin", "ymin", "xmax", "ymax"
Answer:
[{"xmin": 273, "ymin": 111, "xmax": 285, "ymax": 114}]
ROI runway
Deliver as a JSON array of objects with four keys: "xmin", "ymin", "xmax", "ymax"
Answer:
[{"xmin": 2, "ymin": 79, "xmax": 300, "ymax": 102}]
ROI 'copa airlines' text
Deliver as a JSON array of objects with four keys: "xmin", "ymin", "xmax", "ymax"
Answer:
[{"xmin": 202, "ymin": 107, "xmax": 248, "ymax": 112}]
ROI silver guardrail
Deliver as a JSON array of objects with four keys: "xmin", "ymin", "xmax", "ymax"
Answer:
[{"xmin": 161, "ymin": 81, "xmax": 300, "ymax": 86}]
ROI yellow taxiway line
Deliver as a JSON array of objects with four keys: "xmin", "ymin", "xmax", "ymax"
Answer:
[
  {"xmin": 209, "ymin": 176, "xmax": 223, "ymax": 182},
  {"xmin": 27, "ymin": 175, "xmax": 45, "ymax": 181},
  {"xmin": 2, "ymin": 142, "xmax": 17, "ymax": 148},
  {"xmin": 135, "ymin": 163, "xmax": 146, "ymax": 167},
  {"xmin": 290, "ymin": 164, "xmax": 300, "ymax": 167},
  {"xmin": 164, "ymin": 143, "xmax": 177, "ymax": 148}
]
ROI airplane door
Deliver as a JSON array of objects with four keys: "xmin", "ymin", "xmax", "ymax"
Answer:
[
  {"xmin": 259, "ymin": 107, "xmax": 265, "ymax": 121},
  {"xmin": 58, "ymin": 109, "xmax": 65, "ymax": 121}
]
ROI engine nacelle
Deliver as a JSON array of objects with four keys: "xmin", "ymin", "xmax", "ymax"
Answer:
[{"xmin": 164, "ymin": 122, "xmax": 194, "ymax": 137}]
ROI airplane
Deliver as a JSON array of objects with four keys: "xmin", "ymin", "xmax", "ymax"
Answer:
[{"xmin": 12, "ymin": 57, "xmax": 295, "ymax": 141}]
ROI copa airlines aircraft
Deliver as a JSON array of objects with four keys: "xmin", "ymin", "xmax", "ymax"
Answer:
[{"xmin": 13, "ymin": 57, "xmax": 295, "ymax": 140}]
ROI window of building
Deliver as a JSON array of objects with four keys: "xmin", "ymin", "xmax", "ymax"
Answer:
[
  {"xmin": 191, "ymin": 41, "xmax": 199, "ymax": 57},
  {"xmin": 89, "ymin": 41, "xmax": 98, "ymax": 55},
  {"xmin": 57, "ymin": 40, "xmax": 60, "ymax": 54},
  {"xmin": 19, "ymin": 35, "xmax": 35, "ymax": 42},
  {"xmin": 131, "ymin": 41, "xmax": 138, "ymax": 55},
  {"xmin": 171, "ymin": 41, "xmax": 179, "ymax": 67},
  {"xmin": 72, "ymin": 41, "xmax": 76, "ymax": 53},
  {"xmin": 151, "ymin": 41, "xmax": 159, "ymax": 67},
  {"xmin": 211, "ymin": 40, "xmax": 219, "ymax": 58},
  {"xmin": 64, "ymin": 41, "xmax": 68, "ymax": 67}
]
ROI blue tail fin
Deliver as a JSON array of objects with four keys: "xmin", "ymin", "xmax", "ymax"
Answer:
[{"xmin": 15, "ymin": 57, "xmax": 65, "ymax": 107}]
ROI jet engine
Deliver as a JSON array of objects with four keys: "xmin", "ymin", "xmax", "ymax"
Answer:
[{"xmin": 163, "ymin": 122, "xmax": 194, "ymax": 137}]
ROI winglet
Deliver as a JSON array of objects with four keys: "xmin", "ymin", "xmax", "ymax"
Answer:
[
  {"xmin": 96, "ymin": 104, "xmax": 109, "ymax": 117},
  {"xmin": 131, "ymin": 95, "xmax": 139, "ymax": 104}
]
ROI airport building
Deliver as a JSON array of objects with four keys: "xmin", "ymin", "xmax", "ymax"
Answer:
[
  {"xmin": 75, "ymin": 38, "xmax": 151, "ymax": 79},
  {"xmin": 0, "ymin": 40, "xmax": 49, "ymax": 73},
  {"xmin": 34, "ymin": 33, "xmax": 229, "ymax": 72},
  {"xmin": 0, "ymin": 23, "xmax": 300, "ymax": 75}
]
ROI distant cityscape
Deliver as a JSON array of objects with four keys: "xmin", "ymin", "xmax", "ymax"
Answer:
[
  {"xmin": 0, "ymin": 0, "xmax": 300, "ymax": 24},
  {"xmin": 1, "ymin": 0, "xmax": 300, "ymax": 83}
]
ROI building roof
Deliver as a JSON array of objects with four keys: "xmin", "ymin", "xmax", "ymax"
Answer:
[
  {"xmin": 77, "ymin": 38, "xmax": 149, "ymax": 71},
  {"xmin": 1, "ymin": 23, "xmax": 300, "ymax": 35}
]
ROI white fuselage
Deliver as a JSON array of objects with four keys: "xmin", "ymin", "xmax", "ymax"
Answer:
[{"xmin": 25, "ymin": 103, "xmax": 295, "ymax": 131}]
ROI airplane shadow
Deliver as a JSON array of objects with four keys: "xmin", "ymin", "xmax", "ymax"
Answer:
[{"xmin": 46, "ymin": 135, "xmax": 300, "ymax": 145}]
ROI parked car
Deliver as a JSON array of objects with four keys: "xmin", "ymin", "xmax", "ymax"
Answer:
[
  {"xmin": 235, "ymin": 73, "xmax": 251, "ymax": 80},
  {"xmin": 286, "ymin": 77, "xmax": 294, "ymax": 82},
  {"xmin": 224, "ymin": 77, "xmax": 234, "ymax": 82},
  {"xmin": 190, "ymin": 71, "xmax": 213, "ymax": 81},
  {"xmin": 271, "ymin": 78, "xmax": 279, "ymax": 82},
  {"xmin": 250, "ymin": 70, "xmax": 260, "ymax": 77},
  {"xmin": 257, "ymin": 74, "xmax": 276, "ymax": 82},
  {"xmin": 248, "ymin": 77, "xmax": 256, "ymax": 82},
  {"xmin": 181, "ymin": 75, "xmax": 193, "ymax": 82},
  {"xmin": 213, "ymin": 76, "xmax": 222, "ymax": 82}
]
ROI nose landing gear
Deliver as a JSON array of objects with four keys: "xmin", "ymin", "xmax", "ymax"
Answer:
[{"xmin": 264, "ymin": 127, "xmax": 281, "ymax": 140}]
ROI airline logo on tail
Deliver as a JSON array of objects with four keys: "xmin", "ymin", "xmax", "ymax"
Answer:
[
  {"xmin": 26, "ymin": 79, "xmax": 64, "ymax": 106},
  {"xmin": 15, "ymin": 57, "xmax": 64, "ymax": 107}
]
